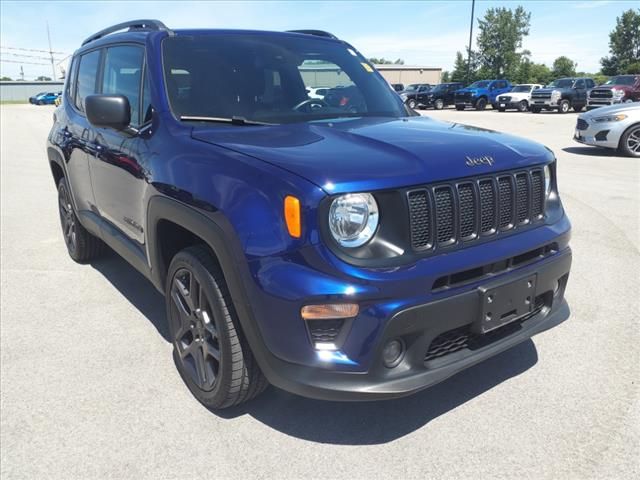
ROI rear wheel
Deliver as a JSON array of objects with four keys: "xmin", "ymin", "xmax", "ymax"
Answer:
[
  {"xmin": 475, "ymin": 97, "xmax": 487, "ymax": 111},
  {"xmin": 618, "ymin": 124, "xmax": 640, "ymax": 157},
  {"xmin": 559, "ymin": 99, "xmax": 570, "ymax": 113},
  {"xmin": 57, "ymin": 177, "xmax": 105, "ymax": 263},
  {"xmin": 517, "ymin": 100, "xmax": 528, "ymax": 112},
  {"xmin": 166, "ymin": 245, "xmax": 268, "ymax": 409},
  {"xmin": 434, "ymin": 99, "xmax": 444, "ymax": 110}
]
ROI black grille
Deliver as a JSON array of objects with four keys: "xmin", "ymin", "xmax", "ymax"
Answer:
[
  {"xmin": 498, "ymin": 95, "xmax": 511, "ymax": 102},
  {"xmin": 498, "ymin": 176, "xmax": 514, "ymax": 228},
  {"xmin": 424, "ymin": 298, "xmax": 545, "ymax": 362},
  {"xmin": 407, "ymin": 168, "xmax": 545, "ymax": 252},
  {"xmin": 576, "ymin": 118, "xmax": 589, "ymax": 130},
  {"xmin": 455, "ymin": 92, "xmax": 472, "ymax": 102},
  {"xmin": 531, "ymin": 171, "xmax": 544, "ymax": 218},
  {"xmin": 457, "ymin": 183, "xmax": 476, "ymax": 238},
  {"xmin": 434, "ymin": 187, "xmax": 455, "ymax": 245},
  {"xmin": 408, "ymin": 190, "xmax": 431, "ymax": 249},
  {"xmin": 589, "ymin": 89, "xmax": 613, "ymax": 99},
  {"xmin": 515, "ymin": 173, "xmax": 529, "ymax": 224},
  {"xmin": 479, "ymin": 180, "xmax": 496, "ymax": 233}
]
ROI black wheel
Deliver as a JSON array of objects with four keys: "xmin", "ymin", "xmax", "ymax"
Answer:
[
  {"xmin": 57, "ymin": 177, "xmax": 105, "ymax": 263},
  {"xmin": 573, "ymin": 104, "xmax": 584, "ymax": 112},
  {"xmin": 618, "ymin": 124, "xmax": 640, "ymax": 157},
  {"xmin": 166, "ymin": 245, "xmax": 268, "ymax": 409},
  {"xmin": 455, "ymin": 104, "xmax": 465, "ymax": 111},
  {"xmin": 517, "ymin": 100, "xmax": 528, "ymax": 112},
  {"xmin": 559, "ymin": 99, "xmax": 570, "ymax": 113},
  {"xmin": 434, "ymin": 99, "xmax": 444, "ymax": 110},
  {"xmin": 406, "ymin": 98, "xmax": 417, "ymax": 109},
  {"xmin": 498, "ymin": 106, "xmax": 506, "ymax": 112},
  {"xmin": 475, "ymin": 97, "xmax": 487, "ymax": 110},
  {"xmin": 37, "ymin": 100, "xmax": 43, "ymax": 105},
  {"xmin": 531, "ymin": 106, "xmax": 542, "ymax": 113}
]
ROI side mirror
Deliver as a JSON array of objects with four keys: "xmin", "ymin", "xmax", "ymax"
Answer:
[{"xmin": 86, "ymin": 94, "xmax": 136, "ymax": 134}]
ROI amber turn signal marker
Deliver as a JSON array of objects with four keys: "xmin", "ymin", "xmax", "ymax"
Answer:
[
  {"xmin": 301, "ymin": 303, "xmax": 359, "ymax": 320},
  {"xmin": 284, "ymin": 195, "xmax": 301, "ymax": 238}
]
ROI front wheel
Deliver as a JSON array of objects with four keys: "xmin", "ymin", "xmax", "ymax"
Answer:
[
  {"xmin": 618, "ymin": 124, "xmax": 640, "ymax": 157},
  {"xmin": 406, "ymin": 99, "xmax": 417, "ymax": 109},
  {"xmin": 559, "ymin": 99, "xmax": 570, "ymax": 113},
  {"xmin": 475, "ymin": 97, "xmax": 487, "ymax": 111},
  {"xmin": 166, "ymin": 245, "xmax": 268, "ymax": 409},
  {"xmin": 434, "ymin": 99, "xmax": 444, "ymax": 110}
]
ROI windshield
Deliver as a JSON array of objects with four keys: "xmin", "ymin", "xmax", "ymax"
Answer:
[
  {"xmin": 469, "ymin": 81, "xmax": 490, "ymax": 88},
  {"xmin": 404, "ymin": 84, "xmax": 420, "ymax": 91},
  {"xmin": 511, "ymin": 85, "xmax": 531, "ymax": 92},
  {"xmin": 548, "ymin": 79, "xmax": 574, "ymax": 88},
  {"xmin": 162, "ymin": 34, "xmax": 406, "ymax": 124},
  {"xmin": 431, "ymin": 84, "xmax": 448, "ymax": 92},
  {"xmin": 605, "ymin": 75, "xmax": 637, "ymax": 86}
]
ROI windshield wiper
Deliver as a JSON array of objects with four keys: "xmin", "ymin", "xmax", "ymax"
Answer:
[{"xmin": 180, "ymin": 115, "xmax": 274, "ymax": 126}]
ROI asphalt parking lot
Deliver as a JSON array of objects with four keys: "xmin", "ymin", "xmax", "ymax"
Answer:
[{"xmin": 1, "ymin": 103, "xmax": 638, "ymax": 479}]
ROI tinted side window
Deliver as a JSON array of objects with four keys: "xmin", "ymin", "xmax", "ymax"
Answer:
[
  {"xmin": 575, "ymin": 80, "xmax": 585, "ymax": 89},
  {"xmin": 102, "ymin": 46, "xmax": 144, "ymax": 125},
  {"xmin": 586, "ymin": 79, "xmax": 595, "ymax": 88},
  {"xmin": 75, "ymin": 50, "xmax": 101, "ymax": 112},
  {"xmin": 67, "ymin": 57, "xmax": 78, "ymax": 101}
]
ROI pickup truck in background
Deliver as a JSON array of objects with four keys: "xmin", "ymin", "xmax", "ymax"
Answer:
[
  {"xmin": 587, "ymin": 75, "xmax": 640, "ymax": 109},
  {"xmin": 497, "ymin": 84, "xmax": 543, "ymax": 112},
  {"xmin": 530, "ymin": 77, "xmax": 596, "ymax": 113},
  {"xmin": 454, "ymin": 79, "xmax": 513, "ymax": 110}
]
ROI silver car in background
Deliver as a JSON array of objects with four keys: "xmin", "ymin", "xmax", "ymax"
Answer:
[{"xmin": 574, "ymin": 103, "xmax": 640, "ymax": 157}]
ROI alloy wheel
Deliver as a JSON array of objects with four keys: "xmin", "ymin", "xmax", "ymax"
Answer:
[
  {"xmin": 170, "ymin": 267, "xmax": 221, "ymax": 391},
  {"xmin": 58, "ymin": 184, "xmax": 77, "ymax": 252},
  {"xmin": 626, "ymin": 127, "xmax": 640, "ymax": 154}
]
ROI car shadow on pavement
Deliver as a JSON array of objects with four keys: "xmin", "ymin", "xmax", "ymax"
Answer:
[
  {"xmin": 217, "ymin": 339, "xmax": 538, "ymax": 445},
  {"xmin": 90, "ymin": 252, "xmax": 170, "ymax": 341},
  {"xmin": 562, "ymin": 146, "xmax": 618, "ymax": 157},
  {"xmin": 89, "ymin": 251, "xmax": 538, "ymax": 445}
]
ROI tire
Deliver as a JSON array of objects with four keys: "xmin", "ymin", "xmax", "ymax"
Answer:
[
  {"xmin": 406, "ymin": 99, "xmax": 417, "ymax": 109},
  {"xmin": 618, "ymin": 123, "xmax": 640, "ymax": 157},
  {"xmin": 573, "ymin": 105, "xmax": 584, "ymax": 112},
  {"xmin": 531, "ymin": 106, "xmax": 542, "ymax": 113},
  {"xmin": 57, "ymin": 177, "xmax": 105, "ymax": 263},
  {"xmin": 166, "ymin": 245, "xmax": 268, "ymax": 409},
  {"xmin": 475, "ymin": 97, "xmax": 487, "ymax": 111},
  {"xmin": 498, "ymin": 107, "xmax": 506, "ymax": 112},
  {"xmin": 434, "ymin": 99, "xmax": 444, "ymax": 110},
  {"xmin": 517, "ymin": 100, "xmax": 528, "ymax": 112},
  {"xmin": 37, "ymin": 100, "xmax": 43, "ymax": 105},
  {"xmin": 455, "ymin": 104, "xmax": 465, "ymax": 111},
  {"xmin": 559, "ymin": 99, "xmax": 570, "ymax": 113}
]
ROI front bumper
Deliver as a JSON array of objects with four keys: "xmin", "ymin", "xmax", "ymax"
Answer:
[
  {"xmin": 573, "ymin": 120, "xmax": 622, "ymax": 149},
  {"xmin": 587, "ymin": 99, "xmax": 622, "ymax": 109},
  {"xmin": 248, "ymin": 229, "xmax": 572, "ymax": 401},
  {"xmin": 531, "ymin": 98, "xmax": 559, "ymax": 108}
]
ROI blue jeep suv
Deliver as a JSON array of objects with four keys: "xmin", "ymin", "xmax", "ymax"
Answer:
[{"xmin": 47, "ymin": 20, "xmax": 572, "ymax": 408}]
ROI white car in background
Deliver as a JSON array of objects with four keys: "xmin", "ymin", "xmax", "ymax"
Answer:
[
  {"xmin": 574, "ymin": 103, "xmax": 640, "ymax": 157},
  {"xmin": 496, "ymin": 84, "xmax": 543, "ymax": 112},
  {"xmin": 306, "ymin": 87, "xmax": 330, "ymax": 99}
]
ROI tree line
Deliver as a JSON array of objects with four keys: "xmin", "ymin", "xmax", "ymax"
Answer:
[{"xmin": 441, "ymin": 6, "xmax": 640, "ymax": 85}]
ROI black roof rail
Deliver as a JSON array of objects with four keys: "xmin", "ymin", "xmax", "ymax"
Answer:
[
  {"xmin": 286, "ymin": 29, "xmax": 338, "ymax": 40},
  {"xmin": 82, "ymin": 19, "xmax": 172, "ymax": 46}
]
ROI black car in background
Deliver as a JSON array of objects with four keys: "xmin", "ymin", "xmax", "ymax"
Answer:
[
  {"xmin": 390, "ymin": 83, "xmax": 404, "ymax": 92},
  {"xmin": 416, "ymin": 82, "xmax": 465, "ymax": 110},
  {"xmin": 399, "ymin": 83, "xmax": 432, "ymax": 109}
]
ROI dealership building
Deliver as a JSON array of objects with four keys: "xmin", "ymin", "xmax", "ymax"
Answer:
[{"xmin": 299, "ymin": 64, "xmax": 442, "ymax": 89}]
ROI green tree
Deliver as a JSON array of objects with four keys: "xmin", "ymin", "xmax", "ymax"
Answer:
[
  {"xmin": 600, "ymin": 9, "xmax": 640, "ymax": 74},
  {"xmin": 528, "ymin": 62, "xmax": 553, "ymax": 85},
  {"xmin": 441, "ymin": 71, "xmax": 450, "ymax": 82},
  {"xmin": 368, "ymin": 58, "xmax": 404, "ymax": 65},
  {"xmin": 450, "ymin": 49, "xmax": 480, "ymax": 83},
  {"xmin": 35, "ymin": 75, "xmax": 52, "ymax": 81},
  {"xmin": 552, "ymin": 56, "xmax": 577, "ymax": 78},
  {"xmin": 476, "ymin": 6, "xmax": 531, "ymax": 78},
  {"xmin": 0, "ymin": 76, "xmax": 12, "ymax": 81}
]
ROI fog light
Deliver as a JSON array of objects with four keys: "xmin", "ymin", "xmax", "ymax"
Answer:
[{"xmin": 382, "ymin": 339, "xmax": 405, "ymax": 368}]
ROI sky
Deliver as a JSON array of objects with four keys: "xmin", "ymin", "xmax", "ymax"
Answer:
[{"xmin": 0, "ymin": 0, "xmax": 637, "ymax": 80}]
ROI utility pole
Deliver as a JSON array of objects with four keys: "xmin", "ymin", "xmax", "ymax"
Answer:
[
  {"xmin": 46, "ymin": 21, "xmax": 56, "ymax": 79},
  {"xmin": 20, "ymin": 65, "xmax": 24, "ymax": 81},
  {"xmin": 466, "ymin": 0, "xmax": 476, "ymax": 85}
]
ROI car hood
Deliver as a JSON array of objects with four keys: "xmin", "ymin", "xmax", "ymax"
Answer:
[
  {"xmin": 455, "ymin": 88, "xmax": 481, "ymax": 94},
  {"xmin": 535, "ymin": 87, "xmax": 571, "ymax": 94},
  {"xmin": 191, "ymin": 116, "xmax": 553, "ymax": 194},
  {"xmin": 592, "ymin": 84, "xmax": 632, "ymax": 91},
  {"xmin": 580, "ymin": 102, "xmax": 640, "ymax": 119},
  {"xmin": 500, "ymin": 91, "xmax": 529, "ymax": 100}
]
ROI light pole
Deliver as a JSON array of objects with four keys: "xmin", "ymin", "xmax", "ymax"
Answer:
[
  {"xmin": 46, "ymin": 21, "xmax": 56, "ymax": 79},
  {"xmin": 466, "ymin": 0, "xmax": 475, "ymax": 85}
]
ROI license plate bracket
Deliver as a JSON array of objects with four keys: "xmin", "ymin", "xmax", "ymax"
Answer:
[{"xmin": 474, "ymin": 274, "xmax": 537, "ymax": 334}]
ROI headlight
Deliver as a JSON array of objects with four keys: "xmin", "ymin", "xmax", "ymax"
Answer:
[
  {"xmin": 612, "ymin": 89, "xmax": 625, "ymax": 98},
  {"xmin": 544, "ymin": 165, "xmax": 552, "ymax": 198},
  {"xmin": 593, "ymin": 113, "xmax": 628, "ymax": 123},
  {"xmin": 329, "ymin": 193, "xmax": 379, "ymax": 248},
  {"xmin": 550, "ymin": 90, "xmax": 561, "ymax": 99}
]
